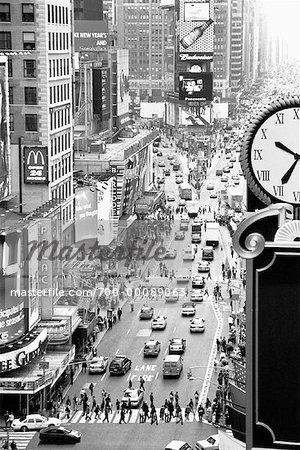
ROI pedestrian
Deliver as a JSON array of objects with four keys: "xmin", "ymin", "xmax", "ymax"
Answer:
[
  {"xmin": 128, "ymin": 379, "xmax": 133, "ymax": 389},
  {"xmin": 102, "ymin": 406, "xmax": 110, "ymax": 423},
  {"xmin": 85, "ymin": 405, "xmax": 91, "ymax": 421},
  {"xmin": 194, "ymin": 390, "xmax": 199, "ymax": 404},
  {"xmin": 119, "ymin": 407, "xmax": 126, "ymax": 424},
  {"xmin": 92, "ymin": 396, "xmax": 96, "ymax": 410},
  {"xmin": 198, "ymin": 404, "xmax": 205, "ymax": 422},
  {"xmin": 70, "ymin": 368, "xmax": 74, "ymax": 385},
  {"xmin": 73, "ymin": 396, "xmax": 78, "ymax": 411},
  {"xmin": 150, "ymin": 392, "xmax": 154, "ymax": 406},
  {"xmin": 168, "ymin": 401, "xmax": 174, "ymax": 420},
  {"xmin": 216, "ymin": 338, "xmax": 220, "ymax": 351},
  {"xmin": 143, "ymin": 401, "xmax": 149, "ymax": 419},
  {"xmin": 127, "ymin": 399, "xmax": 132, "ymax": 414},
  {"xmin": 65, "ymin": 404, "xmax": 71, "ymax": 419},
  {"xmin": 231, "ymin": 245, "xmax": 234, "ymax": 258},
  {"xmin": 176, "ymin": 405, "xmax": 183, "ymax": 425},
  {"xmin": 82, "ymin": 360, "xmax": 87, "ymax": 374},
  {"xmin": 169, "ymin": 391, "xmax": 174, "ymax": 403},
  {"xmin": 229, "ymin": 288, "xmax": 232, "ymax": 299},
  {"xmin": 207, "ymin": 268, "xmax": 212, "ymax": 279},
  {"xmin": 4, "ymin": 411, "xmax": 9, "ymax": 428},
  {"xmin": 116, "ymin": 399, "xmax": 120, "ymax": 413},
  {"xmin": 94, "ymin": 404, "xmax": 100, "ymax": 419},
  {"xmin": 188, "ymin": 399, "xmax": 195, "ymax": 415},
  {"xmin": 150, "ymin": 405, "xmax": 158, "ymax": 425},
  {"xmin": 159, "ymin": 405, "xmax": 165, "ymax": 422},
  {"xmin": 175, "ymin": 392, "xmax": 179, "ymax": 405},
  {"xmin": 66, "ymin": 396, "xmax": 71, "ymax": 407},
  {"xmin": 184, "ymin": 404, "xmax": 191, "ymax": 421},
  {"xmin": 117, "ymin": 307, "xmax": 122, "ymax": 320},
  {"xmin": 139, "ymin": 376, "xmax": 145, "ymax": 390},
  {"xmin": 89, "ymin": 383, "xmax": 94, "ymax": 397}
]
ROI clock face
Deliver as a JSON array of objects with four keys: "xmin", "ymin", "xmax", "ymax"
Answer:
[{"xmin": 242, "ymin": 98, "xmax": 300, "ymax": 206}]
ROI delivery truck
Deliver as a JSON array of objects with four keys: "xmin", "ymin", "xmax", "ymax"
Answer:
[{"xmin": 205, "ymin": 222, "xmax": 220, "ymax": 247}]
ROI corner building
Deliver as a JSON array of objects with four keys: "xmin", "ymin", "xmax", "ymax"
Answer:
[{"xmin": 1, "ymin": 0, "xmax": 73, "ymax": 228}]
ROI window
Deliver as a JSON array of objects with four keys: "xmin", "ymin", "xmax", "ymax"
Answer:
[
  {"xmin": 25, "ymin": 114, "xmax": 38, "ymax": 131},
  {"xmin": 23, "ymin": 32, "xmax": 35, "ymax": 50},
  {"xmin": 22, "ymin": 4, "xmax": 35, "ymax": 22},
  {"xmin": 0, "ymin": 4, "xmax": 10, "ymax": 21},
  {"xmin": 24, "ymin": 60, "xmax": 36, "ymax": 78},
  {"xmin": 24, "ymin": 87, "xmax": 37, "ymax": 105},
  {"xmin": 9, "ymin": 86, "xmax": 13, "ymax": 104},
  {"xmin": 7, "ymin": 58, "xmax": 12, "ymax": 77},
  {"xmin": 9, "ymin": 113, "xmax": 14, "ymax": 131},
  {"xmin": 0, "ymin": 32, "xmax": 11, "ymax": 49}
]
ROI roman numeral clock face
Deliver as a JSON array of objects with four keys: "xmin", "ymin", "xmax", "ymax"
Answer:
[{"xmin": 244, "ymin": 99, "xmax": 300, "ymax": 206}]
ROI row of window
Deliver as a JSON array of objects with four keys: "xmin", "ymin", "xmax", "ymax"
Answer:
[
  {"xmin": 0, "ymin": 3, "xmax": 34, "ymax": 22},
  {"xmin": 48, "ymin": 32, "xmax": 69, "ymax": 51},
  {"xmin": 51, "ymin": 156, "xmax": 72, "ymax": 182},
  {"xmin": 49, "ymin": 58, "xmax": 70, "ymax": 78},
  {"xmin": 49, "ymin": 83, "xmax": 70, "ymax": 105},
  {"xmin": 50, "ymin": 131, "xmax": 71, "ymax": 157},
  {"xmin": 52, "ymin": 179, "xmax": 72, "ymax": 203},
  {"xmin": 47, "ymin": 4, "xmax": 69, "ymax": 25},
  {"xmin": 0, "ymin": 31, "xmax": 36, "ymax": 50},
  {"xmin": 50, "ymin": 107, "xmax": 71, "ymax": 131},
  {"xmin": 9, "ymin": 86, "xmax": 37, "ymax": 105},
  {"xmin": 62, "ymin": 203, "xmax": 72, "ymax": 225}
]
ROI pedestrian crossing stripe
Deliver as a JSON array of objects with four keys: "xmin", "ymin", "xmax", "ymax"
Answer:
[
  {"xmin": 62, "ymin": 409, "xmax": 211, "ymax": 425},
  {"xmin": 0, "ymin": 432, "xmax": 36, "ymax": 450}
]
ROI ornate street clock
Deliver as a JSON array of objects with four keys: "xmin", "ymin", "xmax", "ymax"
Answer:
[{"xmin": 240, "ymin": 96, "xmax": 300, "ymax": 217}]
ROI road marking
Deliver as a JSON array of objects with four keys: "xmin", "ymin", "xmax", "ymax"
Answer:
[
  {"xmin": 155, "ymin": 371, "xmax": 159, "ymax": 380},
  {"xmin": 127, "ymin": 328, "xmax": 131, "ymax": 335},
  {"xmin": 139, "ymin": 347, "xmax": 143, "ymax": 355},
  {"xmin": 115, "ymin": 348, "xmax": 119, "ymax": 355},
  {"xmin": 164, "ymin": 348, "xmax": 168, "ymax": 355},
  {"xmin": 136, "ymin": 311, "xmax": 139, "ymax": 317},
  {"xmin": 126, "ymin": 372, "xmax": 131, "ymax": 381},
  {"xmin": 101, "ymin": 372, "xmax": 106, "ymax": 382},
  {"xmin": 173, "ymin": 326, "xmax": 176, "ymax": 333}
]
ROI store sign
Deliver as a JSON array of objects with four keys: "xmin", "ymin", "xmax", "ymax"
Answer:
[
  {"xmin": 179, "ymin": 52, "xmax": 213, "ymax": 61},
  {"xmin": 0, "ymin": 328, "xmax": 47, "ymax": 373},
  {"xmin": 23, "ymin": 146, "xmax": 48, "ymax": 184}
]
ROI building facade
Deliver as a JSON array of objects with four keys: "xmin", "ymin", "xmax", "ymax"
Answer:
[{"xmin": 213, "ymin": 0, "xmax": 231, "ymax": 98}]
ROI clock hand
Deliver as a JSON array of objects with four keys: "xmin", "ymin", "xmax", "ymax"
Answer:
[
  {"xmin": 281, "ymin": 157, "xmax": 300, "ymax": 184},
  {"xmin": 275, "ymin": 141, "xmax": 297, "ymax": 157}
]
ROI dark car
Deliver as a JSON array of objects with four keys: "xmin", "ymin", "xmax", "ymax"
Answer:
[
  {"xmin": 39, "ymin": 427, "xmax": 81, "ymax": 444},
  {"xmin": 109, "ymin": 355, "xmax": 132, "ymax": 375}
]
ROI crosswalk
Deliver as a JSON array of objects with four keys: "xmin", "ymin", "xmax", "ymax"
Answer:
[
  {"xmin": 62, "ymin": 408, "xmax": 212, "ymax": 425},
  {"xmin": 0, "ymin": 432, "xmax": 36, "ymax": 450}
]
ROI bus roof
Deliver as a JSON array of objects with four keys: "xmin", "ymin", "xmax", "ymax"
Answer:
[{"xmin": 180, "ymin": 182, "xmax": 191, "ymax": 189}]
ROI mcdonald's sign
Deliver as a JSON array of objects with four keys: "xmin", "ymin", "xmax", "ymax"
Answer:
[{"xmin": 24, "ymin": 146, "xmax": 48, "ymax": 184}]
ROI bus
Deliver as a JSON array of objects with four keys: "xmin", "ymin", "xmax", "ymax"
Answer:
[{"xmin": 179, "ymin": 183, "xmax": 192, "ymax": 200}]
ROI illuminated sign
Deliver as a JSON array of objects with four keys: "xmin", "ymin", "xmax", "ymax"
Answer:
[
  {"xmin": 0, "ymin": 328, "xmax": 47, "ymax": 373},
  {"xmin": 74, "ymin": 20, "xmax": 108, "ymax": 51},
  {"xmin": 0, "ymin": 59, "xmax": 10, "ymax": 200},
  {"xmin": 178, "ymin": 72, "xmax": 213, "ymax": 101},
  {"xmin": 23, "ymin": 146, "xmax": 48, "ymax": 184}
]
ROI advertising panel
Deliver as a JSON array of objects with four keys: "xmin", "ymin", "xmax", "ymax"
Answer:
[
  {"xmin": 117, "ymin": 50, "xmax": 130, "ymax": 123},
  {"xmin": 97, "ymin": 179, "xmax": 114, "ymax": 246},
  {"xmin": 179, "ymin": 0, "xmax": 214, "ymax": 54},
  {"xmin": 178, "ymin": 72, "xmax": 213, "ymax": 101},
  {"xmin": 75, "ymin": 188, "xmax": 97, "ymax": 243},
  {"xmin": 180, "ymin": 107, "xmax": 211, "ymax": 125},
  {"xmin": 213, "ymin": 102, "xmax": 229, "ymax": 119},
  {"xmin": 23, "ymin": 146, "xmax": 48, "ymax": 184},
  {"xmin": 27, "ymin": 221, "xmax": 40, "ymax": 331},
  {"xmin": 0, "ymin": 58, "xmax": 10, "ymax": 201},
  {"xmin": 92, "ymin": 68, "xmax": 111, "ymax": 120},
  {"xmin": 74, "ymin": 20, "xmax": 108, "ymax": 52}
]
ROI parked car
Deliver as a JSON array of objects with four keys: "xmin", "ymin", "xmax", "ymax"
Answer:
[
  {"xmin": 39, "ymin": 427, "xmax": 81, "ymax": 444},
  {"xmin": 158, "ymin": 161, "xmax": 165, "ymax": 167},
  {"xmin": 165, "ymin": 440, "xmax": 192, "ymax": 450},
  {"xmin": 121, "ymin": 388, "xmax": 144, "ymax": 408},
  {"xmin": 210, "ymin": 192, "xmax": 217, "ymax": 199},
  {"xmin": 109, "ymin": 355, "xmax": 132, "ymax": 375},
  {"xmin": 181, "ymin": 302, "xmax": 196, "ymax": 316},
  {"xmin": 164, "ymin": 249, "xmax": 177, "ymax": 259},
  {"xmin": 12, "ymin": 415, "xmax": 61, "ymax": 432},
  {"xmin": 167, "ymin": 193, "xmax": 175, "ymax": 201},
  {"xmin": 151, "ymin": 315, "xmax": 167, "ymax": 330},
  {"xmin": 175, "ymin": 231, "xmax": 185, "ymax": 240},
  {"xmin": 176, "ymin": 177, "xmax": 183, "ymax": 184},
  {"xmin": 89, "ymin": 356, "xmax": 108, "ymax": 374},
  {"xmin": 164, "ymin": 169, "xmax": 171, "ymax": 176},
  {"xmin": 190, "ymin": 317, "xmax": 205, "ymax": 333},
  {"xmin": 139, "ymin": 305, "xmax": 154, "ymax": 320},
  {"xmin": 195, "ymin": 434, "xmax": 219, "ymax": 450},
  {"xmin": 169, "ymin": 338, "xmax": 186, "ymax": 354},
  {"xmin": 143, "ymin": 339, "xmax": 161, "ymax": 357},
  {"xmin": 157, "ymin": 151, "xmax": 163, "ymax": 156}
]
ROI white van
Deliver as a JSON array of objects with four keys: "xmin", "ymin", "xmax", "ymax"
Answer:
[
  {"xmin": 183, "ymin": 245, "xmax": 195, "ymax": 261},
  {"xmin": 162, "ymin": 355, "xmax": 183, "ymax": 378}
]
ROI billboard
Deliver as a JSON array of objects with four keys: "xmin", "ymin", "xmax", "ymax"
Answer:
[
  {"xmin": 23, "ymin": 146, "xmax": 48, "ymax": 184},
  {"xmin": 74, "ymin": 20, "xmax": 108, "ymax": 52},
  {"xmin": 117, "ymin": 49, "xmax": 130, "ymax": 123},
  {"xmin": 179, "ymin": 0, "xmax": 214, "ymax": 54},
  {"xmin": 213, "ymin": 102, "xmax": 229, "ymax": 119},
  {"xmin": 97, "ymin": 179, "xmax": 114, "ymax": 246},
  {"xmin": 180, "ymin": 107, "xmax": 211, "ymax": 125},
  {"xmin": 92, "ymin": 68, "xmax": 111, "ymax": 120},
  {"xmin": 0, "ymin": 58, "xmax": 10, "ymax": 201},
  {"xmin": 75, "ymin": 188, "xmax": 97, "ymax": 243},
  {"xmin": 27, "ymin": 221, "xmax": 41, "ymax": 331},
  {"xmin": 178, "ymin": 72, "xmax": 213, "ymax": 101}
]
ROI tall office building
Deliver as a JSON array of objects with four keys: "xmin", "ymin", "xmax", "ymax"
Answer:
[
  {"xmin": 213, "ymin": 0, "xmax": 231, "ymax": 98},
  {"xmin": 230, "ymin": 0, "xmax": 243, "ymax": 96},
  {"xmin": 0, "ymin": 0, "xmax": 73, "ymax": 228},
  {"xmin": 242, "ymin": 0, "xmax": 259, "ymax": 88}
]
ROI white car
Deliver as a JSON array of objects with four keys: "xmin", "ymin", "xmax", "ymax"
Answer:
[
  {"xmin": 198, "ymin": 261, "xmax": 210, "ymax": 272},
  {"xmin": 209, "ymin": 192, "xmax": 217, "ymax": 199},
  {"xmin": 181, "ymin": 302, "xmax": 196, "ymax": 316},
  {"xmin": 206, "ymin": 183, "xmax": 214, "ymax": 190},
  {"xmin": 195, "ymin": 434, "xmax": 220, "ymax": 450},
  {"xmin": 158, "ymin": 161, "xmax": 165, "ymax": 167},
  {"xmin": 176, "ymin": 177, "xmax": 183, "ymax": 184},
  {"xmin": 190, "ymin": 317, "xmax": 205, "ymax": 333},
  {"xmin": 176, "ymin": 269, "xmax": 191, "ymax": 282},
  {"xmin": 221, "ymin": 175, "xmax": 228, "ymax": 182},
  {"xmin": 165, "ymin": 291, "xmax": 179, "ymax": 302},
  {"xmin": 178, "ymin": 199, "xmax": 186, "ymax": 206},
  {"xmin": 151, "ymin": 315, "xmax": 167, "ymax": 330},
  {"xmin": 192, "ymin": 275, "xmax": 206, "ymax": 288},
  {"xmin": 121, "ymin": 388, "xmax": 144, "ymax": 408},
  {"xmin": 164, "ymin": 249, "xmax": 177, "ymax": 259},
  {"xmin": 165, "ymin": 441, "xmax": 193, "ymax": 450},
  {"xmin": 181, "ymin": 214, "xmax": 189, "ymax": 223},
  {"xmin": 190, "ymin": 289, "xmax": 204, "ymax": 302},
  {"xmin": 89, "ymin": 356, "xmax": 108, "ymax": 374},
  {"xmin": 175, "ymin": 231, "xmax": 185, "ymax": 240},
  {"xmin": 12, "ymin": 414, "xmax": 61, "ymax": 432},
  {"xmin": 167, "ymin": 193, "xmax": 176, "ymax": 201}
]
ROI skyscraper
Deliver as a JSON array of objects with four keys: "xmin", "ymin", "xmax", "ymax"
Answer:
[
  {"xmin": 230, "ymin": 0, "xmax": 243, "ymax": 96},
  {"xmin": 213, "ymin": 0, "xmax": 231, "ymax": 98}
]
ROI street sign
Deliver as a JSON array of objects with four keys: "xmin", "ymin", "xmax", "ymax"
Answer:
[{"xmin": 39, "ymin": 361, "xmax": 49, "ymax": 370}]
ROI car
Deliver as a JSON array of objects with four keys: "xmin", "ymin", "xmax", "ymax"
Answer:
[
  {"xmin": 192, "ymin": 275, "xmax": 206, "ymax": 288},
  {"xmin": 198, "ymin": 261, "xmax": 210, "ymax": 272},
  {"xmin": 190, "ymin": 289, "xmax": 204, "ymax": 302},
  {"xmin": 180, "ymin": 222, "xmax": 189, "ymax": 231},
  {"xmin": 195, "ymin": 434, "xmax": 219, "ymax": 450},
  {"xmin": 190, "ymin": 317, "xmax": 205, "ymax": 333},
  {"xmin": 221, "ymin": 175, "xmax": 228, "ymax": 182},
  {"xmin": 165, "ymin": 291, "xmax": 179, "ymax": 302},
  {"xmin": 157, "ymin": 177, "xmax": 165, "ymax": 184},
  {"xmin": 230, "ymin": 156, "xmax": 237, "ymax": 162},
  {"xmin": 176, "ymin": 269, "xmax": 191, "ymax": 282},
  {"xmin": 228, "ymin": 162, "xmax": 234, "ymax": 169},
  {"xmin": 165, "ymin": 440, "xmax": 193, "ymax": 450},
  {"xmin": 143, "ymin": 339, "xmax": 161, "ymax": 357},
  {"xmin": 181, "ymin": 302, "xmax": 196, "ymax": 316},
  {"xmin": 164, "ymin": 249, "xmax": 177, "ymax": 259},
  {"xmin": 39, "ymin": 427, "xmax": 81, "ymax": 444},
  {"xmin": 179, "ymin": 199, "xmax": 186, "ymax": 206},
  {"xmin": 157, "ymin": 151, "xmax": 163, "ymax": 156},
  {"xmin": 181, "ymin": 214, "xmax": 189, "ymax": 223},
  {"xmin": 225, "ymin": 153, "xmax": 232, "ymax": 159},
  {"xmin": 169, "ymin": 338, "xmax": 186, "ymax": 354},
  {"xmin": 153, "ymin": 147, "xmax": 159, "ymax": 153},
  {"xmin": 151, "ymin": 315, "xmax": 167, "ymax": 329},
  {"xmin": 209, "ymin": 192, "xmax": 217, "ymax": 199},
  {"xmin": 175, "ymin": 171, "xmax": 183, "ymax": 178},
  {"xmin": 175, "ymin": 230, "xmax": 185, "ymax": 240},
  {"xmin": 12, "ymin": 414, "xmax": 61, "ymax": 432},
  {"xmin": 169, "ymin": 159, "xmax": 175, "ymax": 165},
  {"xmin": 223, "ymin": 166, "xmax": 230, "ymax": 173},
  {"xmin": 164, "ymin": 169, "xmax": 171, "ymax": 176},
  {"xmin": 139, "ymin": 305, "xmax": 154, "ymax": 319},
  {"xmin": 153, "ymin": 142, "xmax": 160, "ymax": 148},
  {"xmin": 163, "ymin": 143, "xmax": 169, "ymax": 148},
  {"xmin": 167, "ymin": 193, "xmax": 175, "ymax": 201},
  {"xmin": 88, "ymin": 356, "xmax": 108, "ymax": 374},
  {"xmin": 176, "ymin": 177, "xmax": 183, "ymax": 184},
  {"xmin": 121, "ymin": 388, "xmax": 144, "ymax": 408},
  {"xmin": 109, "ymin": 355, "xmax": 132, "ymax": 375},
  {"xmin": 206, "ymin": 183, "xmax": 214, "ymax": 190},
  {"xmin": 167, "ymin": 154, "xmax": 174, "ymax": 160},
  {"xmin": 239, "ymin": 169, "xmax": 243, "ymax": 176}
]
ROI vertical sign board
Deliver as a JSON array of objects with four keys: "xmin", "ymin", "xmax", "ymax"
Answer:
[
  {"xmin": 23, "ymin": 146, "xmax": 48, "ymax": 184},
  {"xmin": 233, "ymin": 205, "xmax": 300, "ymax": 449}
]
